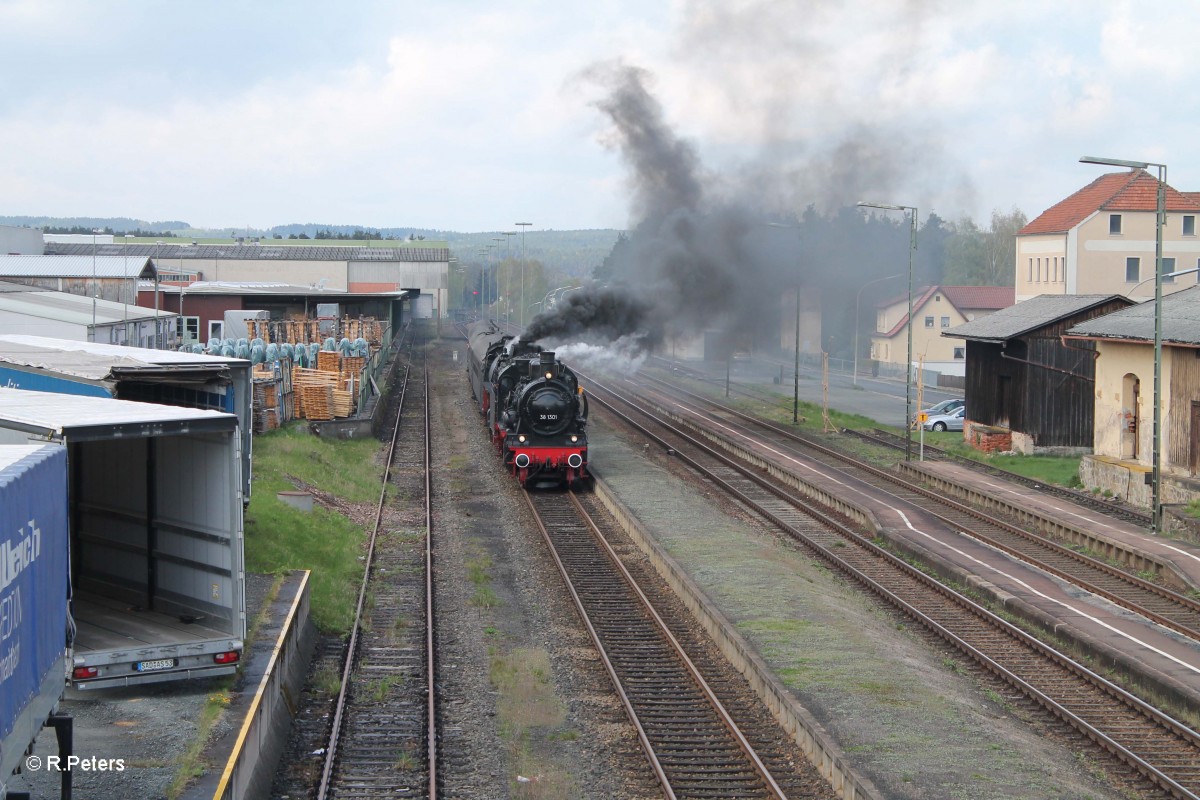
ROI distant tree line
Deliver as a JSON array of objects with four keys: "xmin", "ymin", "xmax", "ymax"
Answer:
[{"xmin": 43, "ymin": 225, "xmax": 179, "ymax": 238}]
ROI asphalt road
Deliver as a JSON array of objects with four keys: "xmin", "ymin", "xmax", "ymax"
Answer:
[{"xmin": 664, "ymin": 353, "xmax": 964, "ymax": 428}]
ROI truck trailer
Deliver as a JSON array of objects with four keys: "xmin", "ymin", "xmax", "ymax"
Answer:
[
  {"xmin": 0, "ymin": 334, "xmax": 253, "ymax": 503},
  {"xmin": 0, "ymin": 445, "xmax": 72, "ymax": 794},
  {"xmin": 0, "ymin": 388, "xmax": 245, "ymax": 690}
]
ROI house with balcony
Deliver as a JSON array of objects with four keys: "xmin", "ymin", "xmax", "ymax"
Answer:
[{"xmin": 1015, "ymin": 169, "xmax": 1200, "ymax": 302}]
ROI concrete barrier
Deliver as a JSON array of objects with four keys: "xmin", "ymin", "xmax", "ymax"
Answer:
[{"xmin": 197, "ymin": 570, "xmax": 316, "ymax": 800}]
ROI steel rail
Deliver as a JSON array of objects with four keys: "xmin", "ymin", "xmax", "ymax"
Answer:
[
  {"xmin": 635, "ymin": 371, "xmax": 1200, "ymax": 639},
  {"xmin": 565, "ymin": 490, "xmax": 788, "ymax": 800},
  {"xmin": 423, "ymin": 361, "xmax": 437, "ymax": 799},
  {"xmin": 317, "ymin": 331, "xmax": 436, "ymax": 799},
  {"xmin": 523, "ymin": 489, "xmax": 787, "ymax": 799},
  {"xmin": 584, "ymin": 376, "xmax": 1200, "ymax": 800}
]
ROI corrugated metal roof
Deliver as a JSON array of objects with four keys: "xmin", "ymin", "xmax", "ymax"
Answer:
[
  {"xmin": 0, "ymin": 254, "xmax": 155, "ymax": 279},
  {"xmin": 0, "ymin": 444, "xmax": 54, "ymax": 473},
  {"xmin": 0, "ymin": 387, "xmax": 236, "ymax": 441},
  {"xmin": 175, "ymin": 282, "xmax": 412, "ymax": 297},
  {"xmin": 943, "ymin": 294, "xmax": 1131, "ymax": 341},
  {"xmin": 0, "ymin": 336, "xmax": 245, "ymax": 381},
  {"xmin": 0, "ymin": 282, "xmax": 174, "ymax": 326},
  {"xmin": 1065, "ymin": 285, "xmax": 1200, "ymax": 345},
  {"xmin": 45, "ymin": 242, "xmax": 449, "ymax": 262}
]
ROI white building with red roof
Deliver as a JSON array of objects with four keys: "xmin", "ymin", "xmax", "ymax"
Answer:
[
  {"xmin": 870, "ymin": 284, "xmax": 1014, "ymax": 377},
  {"xmin": 1015, "ymin": 169, "xmax": 1200, "ymax": 302}
]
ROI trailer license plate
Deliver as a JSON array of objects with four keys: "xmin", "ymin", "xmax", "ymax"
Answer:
[{"xmin": 136, "ymin": 658, "xmax": 176, "ymax": 672}]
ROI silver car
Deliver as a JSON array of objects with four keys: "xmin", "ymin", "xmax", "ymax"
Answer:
[{"xmin": 922, "ymin": 406, "xmax": 965, "ymax": 432}]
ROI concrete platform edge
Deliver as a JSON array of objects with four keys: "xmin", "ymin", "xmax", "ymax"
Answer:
[
  {"xmin": 898, "ymin": 460, "xmax": 1197, "ymax": 593},
  {"xmin": 590, "ymin": 469, "xmax": 886, "ymax": 800},
  {"xmin": 187, "ymin": 570, "xmax": 317, "ymax": 800},
  {"xmin": 658, "ymin": 413, "xmax": 1200, "ymax": 729}
]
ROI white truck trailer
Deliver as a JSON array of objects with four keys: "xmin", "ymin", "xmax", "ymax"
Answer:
[{"xmin": 0, "ymin": 389, "xmax": 245, "ymax": 690}]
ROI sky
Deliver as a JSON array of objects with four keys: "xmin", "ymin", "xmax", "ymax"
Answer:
[{"xmin": 2, "ymin": 0, "xmax": 1198, "ymax": 233}]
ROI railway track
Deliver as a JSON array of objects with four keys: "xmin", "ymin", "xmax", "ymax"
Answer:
[
  {"xmin": 524, "ymin": 488, "xmax": 798, "ymax": 799},
  {"xmin": 317, "ymin": 336, "xmax": 437, "ymax": 799},
  {"xmin": 633, "ymin": 371, "xmax": 1200, "ymax": 642},
  {"xmin": 849, "ymin": 425, "xmax": 1154, "ymax": 528},
  {"xmin": 584, "ymin": 374, "xmax": 1200, "ymax": 799}
]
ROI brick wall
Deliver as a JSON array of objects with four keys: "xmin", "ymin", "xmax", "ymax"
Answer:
[{"xmin": 964, "ymin": 420, "xmax": 1012, "ymax": 453}]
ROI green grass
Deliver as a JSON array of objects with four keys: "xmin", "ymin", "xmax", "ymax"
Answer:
[
  {"xmin": 251, "ymin": 423, "xmax": 383, "ymax": 503},
  {"xmin": 245, "ymin": 422, "xmax": 384, "ymax": 633},
  {"xmin": 934, "ymin": 439, "xmax": 1083, "ymax": 487}
]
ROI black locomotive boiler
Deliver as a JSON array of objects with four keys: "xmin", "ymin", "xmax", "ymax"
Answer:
[{"xmin": 467, "ymin": 321, "xmax": 589, "ymax": 487}]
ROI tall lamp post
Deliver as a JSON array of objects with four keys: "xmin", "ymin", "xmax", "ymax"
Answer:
[
  {"xmin": 857, "ymin": 202, "xmax": 918, "ymax": 461},
  {"xmin": 853, "ymin": 273, "xmax": 903, "ymax": 387},
  {"xmin": 766, "ymin": 223, "xmax": 803, "ymax": 424},
  {"xmin": 492, "ymin": 237, "xmax": 505, "ymax": 321},
  {"xmin": 516, "ymin": 222, "xmax": 532, "ymax": 328},
  {"xmin": 1081, "ymin": 156, "xmax": 1167, "ymax": 534},
  {"xmin": 477, "ymin": 248, "xmax": 490, "ymax": 319},
  {"xmin": 91, "ymin": 228, "xmax": 103, "ymax": 340},
  {"xmin": 502, "ymin": 231, "xmax": 517, "ymax": 324}
]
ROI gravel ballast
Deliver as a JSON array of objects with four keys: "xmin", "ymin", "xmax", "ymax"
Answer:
[{"xmin": 587, "ymin": 413, "xmax": 1130, "ymax": 800}]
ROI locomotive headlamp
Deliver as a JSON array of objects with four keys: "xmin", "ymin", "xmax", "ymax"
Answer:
[
  {"xmin": 545, "ymin": 371, "xmax": 553, "ymax": 380},
  {"xmin": 570, "ymin": 435, "xmax": 578, "ymax": 443},
  {"xmin": 518, "ymin": 435, "xmax": 526, "ymax": 443}
]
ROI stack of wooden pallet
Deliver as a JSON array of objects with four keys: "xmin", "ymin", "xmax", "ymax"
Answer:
[
  {"xmin": 316, "ymin": 350, "xmax": 341, "ymax": 372},
  {"xmin": 292, "ymin": 362, "xmax": 356, "ymax": 420}
]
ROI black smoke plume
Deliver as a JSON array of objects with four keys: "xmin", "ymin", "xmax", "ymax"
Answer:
[{"xmin": 522, "ymin": 286, "xmax": 662, "ymax": 350}]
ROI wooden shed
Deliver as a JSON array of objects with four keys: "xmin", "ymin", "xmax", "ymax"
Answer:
[{"xmin": 943, "ymin": 294, "xmax": 1133, "ymax": 453}]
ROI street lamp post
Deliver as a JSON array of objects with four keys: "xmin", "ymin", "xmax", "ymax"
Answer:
[
  {"xmin": 858, "ymin": 202, "xmax": 918, "ymax": 461},
  {"xmin": 1081, "ymin": 156, "xmax": 1167, "ymax": 534},
  {"xmin": 492, "ymin": 237, "xmax": 505, "ymax": 322},
  {"xmin": 477, "ymin": 249, "xmax": 490, "ymax": 320},
  {"xmin": 516, "ymin": 223, "xmax": 532, "ymax": 328},
  {"xmin": 91, "ymin": 228, "xmax": 103, "ymax": 340},
  {"xmin": 854, "ymin": 273, "xmax": 903, "ymax": 387},
  {"xmin": 503, "ymin": 231, "xmax": 516, "ymax": 324},
  {"xmin": 766, "ymin": 222, "xmax": 802, "ymax": 424}
]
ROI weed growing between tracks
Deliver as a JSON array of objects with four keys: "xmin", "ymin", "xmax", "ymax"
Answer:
[
  {"xmin": 245, "ymin": 423, "xmax": 385, "ymax": 633},
  {"xmin": 489, "ymin": 647, "xmax": 574, "ymax": 798}
]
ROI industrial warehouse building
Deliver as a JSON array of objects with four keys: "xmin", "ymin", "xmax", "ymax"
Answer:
[
  {"xmin": 46, "ymin": 241, "xmax": 450, "ymax": 320},
  {"xmin": 0, "ymin": 280, "xmax": 176, "ymax": 346}
]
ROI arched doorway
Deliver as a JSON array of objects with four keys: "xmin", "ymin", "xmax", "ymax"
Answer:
[{"xmin": 1122, "ymin": 373, "xmax": 1140, "ymax": 460}]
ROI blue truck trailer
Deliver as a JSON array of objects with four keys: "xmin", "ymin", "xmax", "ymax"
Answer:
[{"xmin": 0, "ymin": 445, "xmax": 72, "ymax": 797}]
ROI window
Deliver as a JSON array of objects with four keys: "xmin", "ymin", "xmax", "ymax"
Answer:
[
  {"xmin": 208, "ymin": 320, "xmax": 224, "ymax": 340},
  {"xmin": 1028, "ymin": 259, "xmax": 1033, "ymax": 282},
  {"xmin": 1162, "ymin": 256, "xmax": 1177, "ymax": 283},
  {"xmin": 1185, "ymin": 216, "xmax": 1196, "ymax": 236},
  {"xmin": 940, "ymin": 316, "xmax": 950, "ymax": 327},
  {"xmin": 953, "ymin": 346, "xmax": 965, "ymax": 359},
  {"xmin": 1126, "ymin": 257, "xmax": 1140, "ymax": 282},
  {"xmin": 924, "ymin": 316, "xmax": 934, "ymax": 328},
  {"xmin": 181, "ymin": 316, "xmax": 199, "ymax": 343},
  {"xmin": 1109, "ymin": 214, "xmax": 1122, "ymax": 235}
]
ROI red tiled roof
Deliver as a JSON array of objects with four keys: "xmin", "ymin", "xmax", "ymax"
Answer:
[
  {"xmin": 941, "ymin": 285, "xmax": 1014, "ymax": 310},
  {"xmin": 1020, "ymin": 169, "xmax": 1200, "ymax": 236},
  {"xmin": 876, "ymin": 285, "xmax": 1014, "ymax": 338}
]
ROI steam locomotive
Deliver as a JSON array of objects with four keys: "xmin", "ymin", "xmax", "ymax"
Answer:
[{"xmin": 467, "ymin": 321, "xmax": 589, "ymax": 487}]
